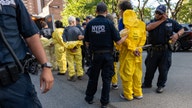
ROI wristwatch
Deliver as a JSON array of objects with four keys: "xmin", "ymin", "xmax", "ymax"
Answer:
[{"xmin": 41, "ymin": 62, "xmax": 52, "ymax": 68}]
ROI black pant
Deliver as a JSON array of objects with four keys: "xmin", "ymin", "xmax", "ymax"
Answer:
[
  {"xmin": 143, "ymin": 49, "xmax": 172, "ymax": 87},
  {"xmin": 85, "ymin": 52, "xmax": 114, "ymax": 105},
  {"xmin": 81, "ymin": 45, "xmax": 91, "ymax": 68}
]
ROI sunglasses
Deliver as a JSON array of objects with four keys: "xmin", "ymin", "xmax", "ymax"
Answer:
[{"xmin": 155, "ymin": 11, "xmax": 163, "ymax": 15}]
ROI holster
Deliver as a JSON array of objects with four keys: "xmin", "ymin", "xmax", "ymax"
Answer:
[
  {"xmin": 113, "ymin": 50, "xmax": 119, "ymax": 62},
  {"xmin": 0, "ymin": 63, "xmax": 20, "ymax": 86}
]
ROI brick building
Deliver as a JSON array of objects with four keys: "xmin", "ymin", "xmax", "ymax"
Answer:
[
  {"xmin": 23, "ymin": 0, "xmax": 64, "ymax": 20},
  {"xmin": 49, "ymin": 0, "xmax": 64, "ymax": 20}
]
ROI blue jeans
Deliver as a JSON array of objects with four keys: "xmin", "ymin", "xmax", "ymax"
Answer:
[{"xmin": 0, "ymin": 73, "xmax": 42, "ymax": 108}]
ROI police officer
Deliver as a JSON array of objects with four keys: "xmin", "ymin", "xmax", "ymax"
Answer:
[
  {"xmin": 84, "ymin": 2, "xmax": 127, "ymax": 108},
  {"xmin": 142, "ymin": 5, "xmax": 184, "ymax": 93},
  {"xmin": 84, "ymin": 15, "xmax": 93, "ymax": 24},
  {"xmin": 63, "ymin": 16, "xmax": 84, "ymax": 81},
  {"xmin": 0, "ymin": 0, "xmax": 54, "ymax": 107}
]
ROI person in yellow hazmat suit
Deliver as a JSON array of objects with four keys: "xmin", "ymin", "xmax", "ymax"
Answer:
[
  {"xmin": 118, "ymin": 1, "xmax": 146, "ymax": 101},
  {"xmin": 40, "ymin": 21, "xmax": 57, "ymax": 70},
  {"xmin": 62, "ymin": 16, "xmax": 84, "ymax": 81},
  {"xmin": 52, "ymin": 20, "xmax": 67, "ymax": 75},
  {"xmin": 106, "ymin": 13, "xmax": 119, "ymax": 90},
  {"xmin": 40, "ymin": 36, "xmax": 57, "ymax": 70}
]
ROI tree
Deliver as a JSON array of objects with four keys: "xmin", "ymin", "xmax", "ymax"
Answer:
[
  {"xmin": 177, "ymin": 0, "xmax": 192, "ymax": 23},
  {"xmin": 163, "ymin": 0, "xmax": 184, "ymax": 20},
  {"xmin": 61, "ymin": 0, "xmax": 96, "ymax": 26},
  {"xmin": 61, "ymin": 0, "xmax": 120, "ymax": 26},
  {"xmin": 136, "ymin": 0, "xmax": 149, "ymax": 21},
  {"xmin": 61, "ymin": 0, "xmax": 191, "ymax": 26}
]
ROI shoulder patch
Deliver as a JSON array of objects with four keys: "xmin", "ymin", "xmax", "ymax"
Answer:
[{"xmin": 0, "ymin": 0, "xmax": 15, "ymax": 6}]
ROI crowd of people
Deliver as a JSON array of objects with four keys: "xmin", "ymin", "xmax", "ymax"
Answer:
[
  {"xmin": 0, "ymin": 0, "xmax": 184, "ymax": 108},
  {"xmin": 40, "ymin": 16, "xmax": 91, "ymax": 82}
]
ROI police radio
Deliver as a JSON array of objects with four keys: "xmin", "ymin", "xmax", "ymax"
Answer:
[{"xmin": 0, "ymin": 27, "xmax": 24, "ymax": 86}]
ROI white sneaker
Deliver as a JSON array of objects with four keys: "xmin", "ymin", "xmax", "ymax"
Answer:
[
  {"xmin": 134, "ymin": 95, "xmax": 143, "ymax": 100},
  {"xmin": 120, "ymin": 93, "xmax": 126, "ymax": 100},
  {"xmin": 120, "ymin": 93, "xmax": 133, "ymax": 101},
  {"xmin": 111, "ymin": 84, "xmax": 118, "ymax": 90}
]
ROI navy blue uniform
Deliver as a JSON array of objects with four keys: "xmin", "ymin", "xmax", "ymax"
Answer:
[
  {"xmin": 62, "ymin": 26, "xmax": 82, "ymax": 42},
  {"xmin": 0, "ymin": 0, "xmax": 39, "ymax": 63},
  {"xmin": 0, "ymin": 0, "xmax": 41, "ymax": 107},
  {"xmin": 143, "ymin": 18, "xmax": 182, "ymax": 88},
  {"xmin": 84, "ymin": 15, "xmax": 121, "ymax": 105}
]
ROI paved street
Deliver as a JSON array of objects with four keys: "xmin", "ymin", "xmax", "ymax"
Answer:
[{"xmin": 31, "ymin": 50, "xmax": 192, "ymax": 108}]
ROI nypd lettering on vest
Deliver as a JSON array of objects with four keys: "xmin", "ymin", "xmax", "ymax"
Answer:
[{"xmin": 92, "ymin": 25, "xmax": 105, "ymax": 34}]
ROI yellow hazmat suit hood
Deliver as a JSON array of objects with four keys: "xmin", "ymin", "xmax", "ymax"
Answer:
[
  {"xmin": 123, "ymin": 10, "xmax": 140, "ymax": 28},
  {"xmin": 121, "ymin": 9, "xmax": 146, "ymax": 53}
]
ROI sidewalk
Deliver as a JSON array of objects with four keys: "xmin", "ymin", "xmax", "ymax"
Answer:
[{"xmin": 31, "ymin": 51, "xmax": 192, "ymax": 108}]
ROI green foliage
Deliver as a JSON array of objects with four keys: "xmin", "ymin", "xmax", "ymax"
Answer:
[
  {"xmin": 177, "ymin": 1, "xmax": 192, "ymax": 23},
  {"xmin": 61, "ymin": 0, "xmax": 100, "ymax": 26},
  {"xmin": 143, "ymin": 8, "xmax": 153, "ymax": 23},
  {"xmin": 61, "ymin": 0, "xmax": 119, "ymax": 26},
  {"xmin": 60, "ymin": 0, "xmax": 192, "ymax": 26}
]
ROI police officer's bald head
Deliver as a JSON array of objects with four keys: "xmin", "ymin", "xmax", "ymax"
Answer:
[{"xmin": 96, "ymin": 2, "xmax": 107, "ymax": 14}]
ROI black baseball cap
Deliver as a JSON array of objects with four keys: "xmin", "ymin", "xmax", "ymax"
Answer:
[
  {"xmin": 82, "ymin": 22, "xmax": 86, "ymax": 26},
  {"xmin": 155, "ymin": 5, "xmax": 166, "ymax": 14},
  {"xmin": 83, "ymin": 15, "xmax": 92, "ymax": 20},
  {"xmin": 76, "ymin": 17, "xmax": 80, "ymax": 22}
]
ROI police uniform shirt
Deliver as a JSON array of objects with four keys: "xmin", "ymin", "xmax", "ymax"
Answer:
[
  {"xmin": 62, "ymin": 26, "xmax": 82, "ymax": 42},
  {"xmin": 84, "ymin": 15, "xmax": 121, "ymax": 51},
  {"xmin": 0, "ymin": 0, "xmax": 39, "ymax": 63},
  {"xmin": 147, "ymin": 18, "xmax": 182, "ymax": 45}
]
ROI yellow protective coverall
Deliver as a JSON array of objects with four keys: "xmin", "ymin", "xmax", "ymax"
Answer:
[
  {"xmin": 40, "ymin": 37, "xmax": 57, "ymax": 70},
  {"xmin": 119, "ymin": 10, "xmax": 146, "ymax": 100},
  {"xmin": 52, "ymin": 28, "xmax": 67, "ymax": 74},
  {"xmin": 65, "ymin": 41, "xmax": 84, "ymax": 77},
  {"xmin": 112, "ymin": 62, "xmax": 118, "ymax": 85}
]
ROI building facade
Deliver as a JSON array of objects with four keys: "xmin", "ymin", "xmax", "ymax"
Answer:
[
  {"xmin": 23, "ymin": 0, "xmax": 64, "ymax": 20},
  {"xmin": 49, "ymin": 0, "xmax": 64, "ymax": 20}
]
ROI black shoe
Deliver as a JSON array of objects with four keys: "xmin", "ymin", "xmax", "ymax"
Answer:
[
  {"xmin": 156, "ymin": 87, "xmax": 164, "ymax": 93},
  {"xmin": 85, "ymin": 98, "xmax": 94, "ymax": 104},
  {"xmin": 67, "ymin": 76, "xmax": 76, "ymax": 82},
  {"xmin": 85, "ymin": 62, "xmax": 90, "ymax": 66},
  {"xmin": 57, "ymin": 73, "xmax": 65, "ymax": 75},
  {"xmin": 142, "ymin": 83, "xmax": 152, "ymax": 88},
  {"xmin": 77, "ymin": 76, "xmax": 83, "ymax": 80},
  {"xmin": 101, "ymin": 104, "xmax": 108, "ymax": 108}
]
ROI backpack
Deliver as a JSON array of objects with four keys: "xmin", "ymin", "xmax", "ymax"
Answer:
[{"xmin": 41, "ymin": 28, "xmax": 53, "ymax": 39}]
